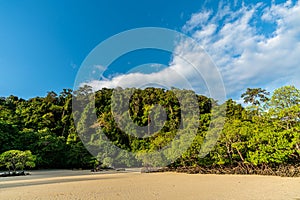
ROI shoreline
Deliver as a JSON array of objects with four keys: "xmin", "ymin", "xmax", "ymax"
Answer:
[{"xmin": 1, "ymin": 170, "xmax": 300, "ymax": 200}]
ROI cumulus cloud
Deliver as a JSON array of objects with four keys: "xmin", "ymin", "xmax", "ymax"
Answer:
[
  {"xmin": 84, "ymin": 47, "xmax": 224, "ymax": 101},
  {"xmin": 82, "ymin": 0, "xmax": 300, "ymax": 100},
  {"xmin": 183, "ymin": 0, "xmax": 300, "ymax": 97}
]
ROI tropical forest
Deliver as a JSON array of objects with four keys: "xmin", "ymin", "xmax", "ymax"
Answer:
[{"xmin": 1, "ymin": 85, "xmax": 300, "ymax": 177}]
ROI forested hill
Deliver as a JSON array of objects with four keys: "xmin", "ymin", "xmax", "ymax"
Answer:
[{"xmin": 1, "ymin": 85, "xmax": 300, "ymax": 171}]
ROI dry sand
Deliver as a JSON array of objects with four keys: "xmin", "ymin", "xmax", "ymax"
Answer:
[{"xmin": 1, "ymin": 170, "xmax": 300, "ymax": 200}]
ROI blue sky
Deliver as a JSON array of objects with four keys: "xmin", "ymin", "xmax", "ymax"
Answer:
[{"xmin": 0, "ymin": 0, "xmax": 299, "ymax": 101}]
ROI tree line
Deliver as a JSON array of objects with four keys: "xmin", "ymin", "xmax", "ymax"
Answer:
[{"xmin": 0, "ymin": 85, "xmax": 300, "ymax": 171}]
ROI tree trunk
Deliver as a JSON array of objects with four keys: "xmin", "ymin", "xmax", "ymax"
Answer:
[{"xmin": 235, "ymin": 147, "xmax": 245, "ymax": 162}]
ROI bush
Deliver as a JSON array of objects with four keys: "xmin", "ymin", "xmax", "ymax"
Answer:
[{"xmin": 0, "ymin": 150, "xmax": 36, "ymax": 172}]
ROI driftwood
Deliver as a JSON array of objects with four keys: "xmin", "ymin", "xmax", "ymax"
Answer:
[{"xmin": 0, "ymin": 171, "xmax": 30, "ymax": 177}]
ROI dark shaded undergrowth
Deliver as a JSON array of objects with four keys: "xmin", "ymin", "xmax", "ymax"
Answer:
[{"xmin": 155, "ymin": 163, "xmax": 300, "ymax": 177}]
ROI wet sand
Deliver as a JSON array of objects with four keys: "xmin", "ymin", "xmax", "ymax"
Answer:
[{"xmin": 1, "ymin": 170, "xmax": 300, "ymax": 200}]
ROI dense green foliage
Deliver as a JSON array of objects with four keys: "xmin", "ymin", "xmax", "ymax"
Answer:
[
  {"xmin": 0, "ymin": 89, "xmax": 95, "ymax": 169},
  {"xmin": 0, "ymin": 150, "xmax": 36, "ymax": 172},
  {"xmin": 0, "ymin": 85, "xmax": 299, "ymax": 169}
]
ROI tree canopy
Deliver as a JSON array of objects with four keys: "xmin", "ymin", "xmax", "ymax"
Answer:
[
  {"xmin": 0, "ymin": 150, "xmax": 36, "ymax": 172},
  {"xmin": 0, "ymin": 85, "xmax": 299, "ymax": 170}
]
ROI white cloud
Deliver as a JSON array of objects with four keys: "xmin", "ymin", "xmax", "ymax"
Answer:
[
  {"xmin": 182, "ymin": 11, "xmax": 212, "ymax": 32},
  {"xmin": 83, "ymin": 49, "xmax": 223, "ymax": 100},
  {"xmin": 183, "ymin": 0, "xmax": 300, "ymax": 97},
  {"xmin": 81, "ymin": 36, "xmax": 226, "ymax": 102},
  {"xmin": 82, "ymin": 0, "xmax": 300, "ymax": 101}
]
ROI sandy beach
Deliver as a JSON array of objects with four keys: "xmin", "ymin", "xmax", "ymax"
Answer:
[{"xmin": 1, "ymin": 170, "xmax": 300, "ymax": 200}]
